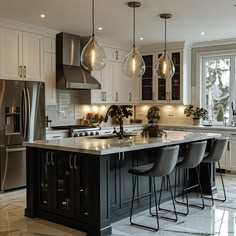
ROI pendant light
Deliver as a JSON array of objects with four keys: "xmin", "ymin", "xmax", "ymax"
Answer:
[
  {"xmin": 155, "ymin": 13, "xmax": 175, "ymax": 79},
  {"xmin": 122, "ymin": 1, "xmax": 145, "ymax": 79},
  {"xmin": 81, "ymin": 0, "xmax": 106, "ymax": 71}
]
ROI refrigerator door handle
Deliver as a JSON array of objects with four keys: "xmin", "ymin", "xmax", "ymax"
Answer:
[
  {"xmin": 26, "ymin": 88, "xmax": 31, "ymax": 140},
  {"xmin": 21, "ymin": 88, "xmax": 27, "ymax": 139},
  {"xmin": 6, "ymin": 147, "xmax": 26, "ymax": 152}
]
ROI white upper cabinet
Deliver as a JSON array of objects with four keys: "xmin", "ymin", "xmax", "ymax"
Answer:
[
  {"xmin": 140, "ymin": 42, "xmax": 191, "ymax": 105},
  {"xmin": 78, "ymin": 46, "xmax": 139, "ymax": 105},
  {"xmin": 0, "ymin": 27, "xmax": 43, "ymax": 81}
]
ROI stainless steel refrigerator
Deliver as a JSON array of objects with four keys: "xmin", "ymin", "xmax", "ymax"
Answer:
[{"xmin": 0, "ymin": 80, "xmax": 45, "ymax": 191}]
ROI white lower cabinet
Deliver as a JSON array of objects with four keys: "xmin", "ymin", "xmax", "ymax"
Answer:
[
  {"xmin": 229, "ymin": 134, "xmax": 236, "ymax": 171},
  {"xmin": 46, "ymin": 131, "xmax": 69, "ymax": 140}
]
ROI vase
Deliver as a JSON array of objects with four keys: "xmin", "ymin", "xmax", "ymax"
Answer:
[{"xmin": 192, "ymin": 118, "xmax": 200, "ymax": 126}]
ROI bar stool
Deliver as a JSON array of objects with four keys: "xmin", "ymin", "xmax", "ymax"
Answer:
[
  {"xmin": 174, "ymin": 141, "xmax": 207, "ymax": 216},
  {"xmin": 201, "ymin": 137, "xmax": 229, "ymax": 205},
  {"xmin": 128, "ymin": 145, "xmax": 179, "ymax": 232}
]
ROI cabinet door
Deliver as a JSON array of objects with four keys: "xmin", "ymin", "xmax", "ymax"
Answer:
[
  {"xmin": 114, "ymin": 62, "xmax": 130, "ymax": 104},
  {"xmin": 137, "ymin": 150, "xmax": 151, "ymax": 198},
  {"xmin": 102, "ymin": 61, "xmax": 115, "ymax": 103},
  {"xmin": 39, "ymin": 150, "xmax": 53, "ymax": 211},
  {"xmin": 141, "ymin": 54, "xmax": 154, "ymax": 102},
  {"xmin": 229, "ymin": 136, "xmax": 236, "ymax": 171},
  {"xmin": 75, "ymin": 155, "xmax": 90, "ymax": 220},
  {"xmin": 110, "ymin": 154, "xmax": 121, "ymax": 211},
  {"xmin": 0, "ymin": 28, "xmax": 22, "ymax": 80},
  {"xmin": 23, "ymin": 32, "xmax": 43, "ymax": 81},
  {"xmin": 120, "ymin": 152, "xmax": 136, "ymax": 206},
  {"xmin": 52, "ymin": 151, "xmax": 75, "ymax": 218},
  {"xmin": 44, "ymin": 53, "xmax": 56, "ymax": 105},
  {"xmin": 170, "ymin": 52, "xmax": 181, "ymax": 102}
]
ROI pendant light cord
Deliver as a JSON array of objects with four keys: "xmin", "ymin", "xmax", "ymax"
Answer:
[
  {"xmin": 92, "ymin": 0, "xmax": 95, "ymax": 37},
  {"xmin": 133, "ymin": 6, "xmax": 135, "ymax": 48},
  {"xmin": 164, "ymin": 17, "xmax": 166, "ymax": 53}
]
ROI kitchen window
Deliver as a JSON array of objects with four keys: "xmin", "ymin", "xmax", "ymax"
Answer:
[{"xmin": 199, "ymin": 52, "xmax": 236, "ymax": 125}]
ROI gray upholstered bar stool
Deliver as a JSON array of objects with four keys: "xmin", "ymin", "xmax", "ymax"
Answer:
[
  {"xmin": 201, "ymin": 137, "xmax": 229, "ymax": 205},
  {"xmin": 174, "ymin": 140, "xmax": 207, "ymax": 216},
  {"xmin": 128, "ymin": 145, "xmax": 179, "ymax": 232}
]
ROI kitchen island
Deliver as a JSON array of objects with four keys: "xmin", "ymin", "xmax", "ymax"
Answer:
[{"xmin": 24, "ymin": 130, "xmax": 220, "ymax": 236}]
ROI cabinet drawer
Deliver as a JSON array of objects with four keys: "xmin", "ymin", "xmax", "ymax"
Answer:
[{"xmin": 46, "ymin": 132, "xmax": 68, "ymax": 140}]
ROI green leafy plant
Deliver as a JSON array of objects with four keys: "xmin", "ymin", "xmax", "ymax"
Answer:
[
  {"xmin": 184, "ymin": 105, "xmax": 208, "ymax": 120},
  {"xmin": 104, "ymin": 105, "xmax": 133, "ymax": 138},
  {"xmin": 146, "ymin": 107, "xmax": 160, "ymax": 124}
]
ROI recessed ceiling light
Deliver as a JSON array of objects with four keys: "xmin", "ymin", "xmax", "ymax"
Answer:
[
  {"xmin": 40, "ymin": 14, "xmax": 46, "ymax": 18},
  {"xmin": 201, "ymin": 32, "xmax": 205, "ymax": 35},
  {"xmin": 140, "ymin": 37, "xmax": 144, "ymax": 40},
  {"xmin": 98, "ymin": 27, "xmax": 103, "ymax": 31}
]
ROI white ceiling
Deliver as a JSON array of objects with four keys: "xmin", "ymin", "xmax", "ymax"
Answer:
[{"xmin": 0, "ymin": 0, "xmax": 236, "ymax": 47}]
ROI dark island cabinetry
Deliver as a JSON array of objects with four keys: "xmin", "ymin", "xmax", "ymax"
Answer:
[{"xmin": 38, "ymin": 150, "xmax": 89, "ymax": 220}]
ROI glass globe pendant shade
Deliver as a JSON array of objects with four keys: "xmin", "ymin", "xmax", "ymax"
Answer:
[
  {"xmin": 155, "ymin": 51, "xmax": 175, "ymax": 79},
  {"xmin": 122, "ymin": 47, "xmax": 145, "ymax": 78},
  {"xmin": 81, "ymin": 35, "xmax": 106, "ymax": 71}
]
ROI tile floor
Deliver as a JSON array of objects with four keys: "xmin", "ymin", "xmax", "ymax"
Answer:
[{"xmin": 0, "ymin": 174, "xmax": 236, "ymax": 235}]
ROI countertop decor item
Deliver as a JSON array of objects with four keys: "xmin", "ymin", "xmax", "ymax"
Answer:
[
  {"xmin": 81, "ymin": 0, "xmax": 106, "ymax": 71},
  {"xmin": 122, "ymin": 1, "xmax": 145, "ymax": 78},
  {"xmin": 155, "ymin": 13, "xmax": 175, "ymax": 79},
  {"xmin": 184, "ymin": 105, "xmax": 208, "ymax": 125},
  {"xmin": 142, "ymin": 125, "xmax": 167, "ymax": 137},
  {"xmin": 104, "ymin": 105, "xmax": 133, "ymax": 139},
  {"xmin": 146, "ymin": 106, "xmax": 160, "ymax": 124}
]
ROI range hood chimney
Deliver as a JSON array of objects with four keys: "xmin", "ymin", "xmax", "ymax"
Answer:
[{"xmin": 56, "ymin": 32, "xmax": 101, "ymax": 90}]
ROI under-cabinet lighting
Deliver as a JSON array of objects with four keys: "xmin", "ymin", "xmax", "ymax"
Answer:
[
  {"xmin": 98, "ymin": 27, "xmax": 103, "ymax": 31},
  {"xmin": 201, "ymin": 32, "xmax": 205, "ymax": 35},
  {"xmin": 40, "ymin": 14, "xmax": 46, "ymax": 18}
]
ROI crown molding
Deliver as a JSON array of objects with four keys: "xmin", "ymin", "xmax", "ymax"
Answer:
[
  {"xmin": 0, "ymin": 17, "xmax": 58, "ymax": 37},
  {"xmin": 192, "ymin": 38, "xmax": 236, "ymax": 48},
  {"xmin": 140, "ymin": 41, "xmax": 192, "ymax": 52}
]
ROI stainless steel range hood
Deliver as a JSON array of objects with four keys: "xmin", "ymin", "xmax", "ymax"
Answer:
[{"xmin": 56, "ymin": 32, "xmax": 101, "ymax": 90}]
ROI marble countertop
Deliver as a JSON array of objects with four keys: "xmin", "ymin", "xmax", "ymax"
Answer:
[
  {"xmin": 158, "ymin": 124, "xmax": 236, "ymax": 132},
  {"xmin": 25, "ymin": 130, "xmax": 221, "ymax": 155}
]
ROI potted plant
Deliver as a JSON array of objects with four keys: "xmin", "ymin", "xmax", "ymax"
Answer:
[
  {"xmin": 146, "ymin": 107, "xmax": 160, "ymax": 124},
  {"xmin": 104, "ymin": 105, "xmax": 133, "ymax": 139},
  {"xmin": 184, "ymin": 105, "xmax": 208, "ymax": 125}
]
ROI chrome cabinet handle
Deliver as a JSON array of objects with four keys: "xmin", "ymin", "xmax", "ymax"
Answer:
[
  {"xmin": 69, "ymin": 154, "xmax": 73, "ymax": 169},
  {"xmin": 46, "ymin": 152, "xmax": 50, "ymax": 165},
  {"xmin": 51, "ymin": 152, "xmax": 55, "ymax": 166},
  {"xmin": 105, "ymin": 92, "xmax": 107, "ymax": 101},
  {"xmin": 19, "ymin": 66, "xmax": 23, "ymax": 78},
  {"xmin": 115, "ymin": 50, "xmax": 118, "ymax": 60},
  {"xmin": 23, "ymin": 66, "xmax": 26, "ymax": 78},
  {"xmin": 129, "ymin": 93, "xmax": 131, "ymax": 102},
  {"xmin": 116, "ymin": 92, "xmax": 118, "ymax": 102},
  {"xmin": 122, "ymin": 152, "xmax": 125, "ymax": 160},
  {"xmin": 74, "ymin": 155, "xmax": 78, "ymax": 170},
  {"xmin": 101, "ymin": 92, "xmax": 104, "ymax": 101}
]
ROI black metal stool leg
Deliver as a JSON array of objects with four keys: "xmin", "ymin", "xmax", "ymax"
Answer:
[
  {"xmin": 174, "ymin": 168, "xmax": 189, "ymax": 216},
  {"xmin": 157, "ymin": 175, "xmax": 178, "ymax": 222},
  {"xmin": 202, "ymin": 161, "xmax": 227, "ymax": 203},
  {"xmin": 130, "ymin": 175, "xmax": 159, "ymax": 232}
]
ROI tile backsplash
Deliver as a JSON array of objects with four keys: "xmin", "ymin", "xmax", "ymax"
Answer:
[{"xmin": 46, "ymin": 92, "xmax": 193, "ymax": 127}]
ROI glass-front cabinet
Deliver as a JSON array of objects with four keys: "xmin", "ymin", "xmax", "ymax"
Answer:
[
  {"xmin": 141, "ymin": 53, "xmax": 155, "ymax": 102},
  {"xmin": 141, "ymin": 42, "xmax": 191, "ymax": 105},
  {"xmin": 39, "ymin": 150, "xmax": 89, "ymax": 220}
]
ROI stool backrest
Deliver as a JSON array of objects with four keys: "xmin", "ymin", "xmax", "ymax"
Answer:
[
  {"xmin": 147, "ymin": 145, "xmax": 179, "ymax": 177},
  {"xmin": 178, "ymin": 141, "xmax": 207, "ymax": 169},
  {"xmin": 204, "ymin": 137, "xmax": 228, "ymax": 163}
]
